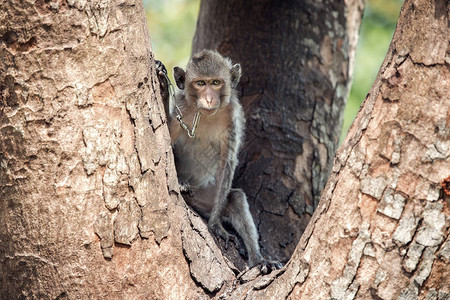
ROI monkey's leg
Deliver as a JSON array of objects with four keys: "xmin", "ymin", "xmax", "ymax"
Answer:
[
  {"xmin": 224, "ymin": 188, "xmax": 264, "ymax": 267},
  {"xmin": 225, "ymin": 189, "xmax": 284, "ymax": 274},
  {"xmin": 189, "ymin": 181, "xmax": 237, "ymax": 249},
  {"xmin": 206, "ymin": 168, "xmax": 238, "ymax": 248}
]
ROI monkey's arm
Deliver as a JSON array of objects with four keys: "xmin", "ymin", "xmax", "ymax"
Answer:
[
  {"xmin": 208, "ymin": 161, "xmax": 232, "ymax": 223},
  {"xmin": 208, "ymin": 103, "xmax": 242, "ymax": 226}
]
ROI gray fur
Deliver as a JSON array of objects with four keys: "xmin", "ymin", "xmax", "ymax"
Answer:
[{"xmin": 168, "ymin": 50, "xmax": 273, "ymax": 269}]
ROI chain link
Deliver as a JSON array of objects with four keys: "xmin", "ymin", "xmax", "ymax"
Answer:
[{"xmin": 160, "ymin": 65, "xmax": 200, "ymax": 138}]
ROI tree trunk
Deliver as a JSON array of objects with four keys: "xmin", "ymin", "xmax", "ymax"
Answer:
[
  {"xmin": 225, "ymin": 0, "xmax": 450, "ymax": 298},
  {"xmin": 0, "ymin": 0, "xmax": 211, "ymax": 298},
  {"xmin": 192, "ymin": 0, "xmax": 364, "ymax": 264}
]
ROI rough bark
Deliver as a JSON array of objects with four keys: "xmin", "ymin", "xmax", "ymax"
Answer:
[
  {"xmin": 0, "ymin": 0, "xmax": 226, "ymax": 298},
  {"xmin": 225, "ymin": 0, "xmax": 449, "ymax": 298},
  {"xmin": 192, "ymin": 0, "xmax": 364, "ymax": 266}
]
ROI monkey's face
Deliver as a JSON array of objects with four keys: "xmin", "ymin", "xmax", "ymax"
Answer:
[
  {"xmin": 190, "ymin": 78, "xmax": 225, "ymax": 116},
  {"xmin": 174, "ymin": 50, "xmax": 241, "ymax": 115}
]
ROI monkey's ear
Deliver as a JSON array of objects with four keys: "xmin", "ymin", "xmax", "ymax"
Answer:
[
  {"xmin": 230, "ymin": 63, "xmax": 241, "ymax": 88},
  {"xmin": 173, "ymin": 67, "xmax": 186, "ymax": 90}
]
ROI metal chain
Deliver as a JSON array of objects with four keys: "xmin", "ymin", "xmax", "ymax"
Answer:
[
  {"xmin": 175, "ymin": 105, "xmax": 201, "ymax": 138},
  {"xmin": 160, "ymin": 65, "xmax": 200, "ymax": 138}
]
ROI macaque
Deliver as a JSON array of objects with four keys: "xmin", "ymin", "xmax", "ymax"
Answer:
[{"xmin": 156, "ymin": 50, "xmax": 279, "ymax": 271}]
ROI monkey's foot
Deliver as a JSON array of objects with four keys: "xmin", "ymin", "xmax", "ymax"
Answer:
[
  {"xmin": 259, "ymin": 259, "xmax": 283, "ymax": 275},
  {"xmin": 237, "ymin": 259, "xmax": 283, "ymax": 282},
  {"xmin": 248, "ymin": 256, "xmax": 283, "ymax": 275},
  {"xmin": 208, "ymin": 223, "xmax": 240, "ymax": 250}
]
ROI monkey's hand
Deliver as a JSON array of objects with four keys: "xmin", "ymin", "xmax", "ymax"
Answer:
[
  {"xmin": 208, "ymin": 220, "xmax": 240, "ymax": 250},
  {"xmin": 178, "ymin": 182, "xmax": 191, "ymax": 194},
  {"xmin": 155, "ymin": 60, "xmax": 170, "ymax": 116}
]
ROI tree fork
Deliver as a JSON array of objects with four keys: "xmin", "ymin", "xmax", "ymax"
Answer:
[{"xmin": 192, "ymin": 0, "xmax": 364, "ymax": 266}]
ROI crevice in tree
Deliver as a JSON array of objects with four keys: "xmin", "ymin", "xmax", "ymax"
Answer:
[{"xmin": 113, "ymin": 242, "xmax": 131, "ymax": 249}]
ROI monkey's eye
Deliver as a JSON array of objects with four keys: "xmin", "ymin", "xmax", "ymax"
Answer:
[
  {"xmin": 196, "ymin": 80, "xmax": 206, "ymax": 86},
  {"xmin": 212, "ymin": 80, "xmax": 221, "ymax": 86}
]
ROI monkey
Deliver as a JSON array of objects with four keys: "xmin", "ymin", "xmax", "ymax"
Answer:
[{"xmin": 156, "ymin": 50, "xmax": 280, "ymax": 272}]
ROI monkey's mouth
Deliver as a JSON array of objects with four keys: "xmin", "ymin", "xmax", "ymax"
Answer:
[{"xmin": 200, "ymin": 108, "xmax": 219, "ymax": 116}]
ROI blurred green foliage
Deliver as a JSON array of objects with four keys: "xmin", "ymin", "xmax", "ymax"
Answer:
[
  {"xmin": 342, "ymin": 0, "xmax": 403, "ymax": 142},
  {"xmin": 144, "ymin": 0, "xmax": 200, "ymax": 82},
  {"xmin": 144, "ymin": 0, "xmax": 402, "ymax": 142}
]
